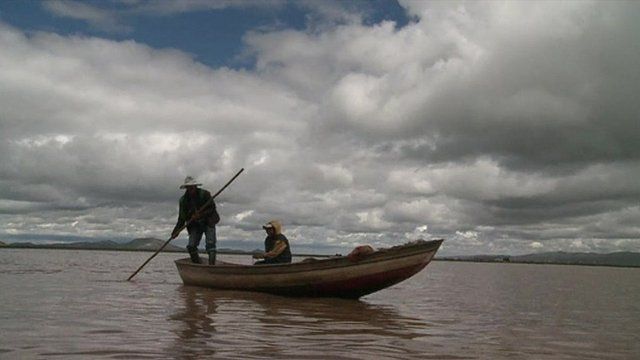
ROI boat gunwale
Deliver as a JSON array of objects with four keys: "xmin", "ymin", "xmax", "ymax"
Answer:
[{"xmin": 175, "ymin": 239, "xmax": 443, "ymax": 275}]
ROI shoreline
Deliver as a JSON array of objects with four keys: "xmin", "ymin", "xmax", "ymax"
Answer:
[
  {"xmin": 0, "ymin": 244, "xmax": 333, "ymax": 258},
  {"xmin": 2, "ymin": 245, "xmax": 638, "ymax": 267},
  {"xmin": 433, "ymin": 258, "xmax": 640, "ymax": 269}
]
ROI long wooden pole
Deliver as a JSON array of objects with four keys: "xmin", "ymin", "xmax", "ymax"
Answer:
[{"xmin": 127, "ymin": 168, "xmax": 244, "ymax": 281}]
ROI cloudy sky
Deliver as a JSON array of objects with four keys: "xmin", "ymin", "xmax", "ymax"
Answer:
[{"xmin": 1, "ymin": 1, "xmax": 639, "ymax": 255}]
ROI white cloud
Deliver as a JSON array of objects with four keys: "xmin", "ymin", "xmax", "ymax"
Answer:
[
  {"xmin": 42, "ymin": 0, "xmax": 284, "ymax": 33},
  {"xmin": 2, "ymin": 1, "xmax": 640, "ymax": 255},
  {"xmin": 43, "ymin": 1, "xmax": 131, "ymax": 33},
  {"xmin": 316, "ymin": 164, "xmax": 353, "ymax": 187}
]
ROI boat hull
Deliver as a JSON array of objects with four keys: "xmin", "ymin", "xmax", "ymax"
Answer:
[{"xmin": 175, "ymin": 239, "xmax": 443, "ymax": 298}]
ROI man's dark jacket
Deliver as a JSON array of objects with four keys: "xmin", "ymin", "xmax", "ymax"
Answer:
[{"xmin": 173, "ymin": 188, "xmax": 220, "ymax": 234}]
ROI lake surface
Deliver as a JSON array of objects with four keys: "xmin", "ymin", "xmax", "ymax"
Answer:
[{"xmin": 0, "ymin": 249, "xmax": 638, "ymax": 359}]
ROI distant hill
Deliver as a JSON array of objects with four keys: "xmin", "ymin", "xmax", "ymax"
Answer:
[
  {"xmin": 0, "ymin": 239, "xmax": 335, "ymax": 257},
  {"xmin": 512, "ymin": 251, "xmax": 640, "ymax": 267},
  {"xmin": 440, "ymin": 251, "xmax": 640, "ymax": 268},
  {"xmin": 9, "ymin": 238, "xmax": 634, "ymax": 266},
  {"xmin": 2, "ymin": 238, "xmax": 185, "ymax": 252},
  {"xmin": 121, "ymin": 238, "xmax": 185, "ymax": 252},
  {"xmin": 0, "ymin": 240, "xmax": 6, "ymax": 246}
]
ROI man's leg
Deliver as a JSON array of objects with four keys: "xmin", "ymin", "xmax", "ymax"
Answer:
[
  {"xmin": 187, "ymin": 227, "xmax": 204, "ymax": 264},
  {"xmin": 205, "ymin": 225, "xmax": 217, "ymax": 265}
]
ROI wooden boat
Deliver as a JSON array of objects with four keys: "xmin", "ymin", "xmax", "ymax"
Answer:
[{"xmin": 175, "ymin": 239, "xmax": 443, "ymax": 299}]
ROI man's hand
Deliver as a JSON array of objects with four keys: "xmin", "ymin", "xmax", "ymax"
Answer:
[{"xmin": 170, "ymin": 230, "xmax": 180, "ymax": 239}]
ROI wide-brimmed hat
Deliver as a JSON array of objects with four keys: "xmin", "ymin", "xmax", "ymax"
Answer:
[
  {"xmin": 262, "ymin": 220, "xmax": 282, "ymax": 234},
  {"xmin": 179, "ymin": 176, "xmax": 202, "ymax": 189}
]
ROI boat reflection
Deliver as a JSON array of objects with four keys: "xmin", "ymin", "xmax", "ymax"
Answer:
[{"xmin": 166, "ymin": 285, "xmax": 433, "ymax": 359}]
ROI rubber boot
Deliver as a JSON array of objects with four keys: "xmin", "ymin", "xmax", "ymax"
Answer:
[
  {"xmin": 208, "ymin": 252, "xmax": 216, "ymax": 266},
  {"xmin": 188, "ymin": 248, "xmax": 201, "ymax": 264}
]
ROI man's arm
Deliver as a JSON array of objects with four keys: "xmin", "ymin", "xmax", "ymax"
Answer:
[
  {"xmin": 198, "ymin": 190, "xmax": 214, "ymax": 216},
  {"xmin": 263, "ymin": 240, "xmax": 287, "ymax": 259},
  {"xmin": 171, "ymin": 199, "xmax": 187, "ymax": 238},
  {"xmin": 253, "ymin": 240, "xmax": 287, "ymax": 259},
  {"xmin": 196, "ymin": 190, "xmax": 219, "ymax": 224}
]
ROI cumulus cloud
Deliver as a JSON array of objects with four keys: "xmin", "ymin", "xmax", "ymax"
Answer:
[
  {"xmin": 42, "ymin": 0, "xmax": 284, "ymax": 32},
  {"xmin": 43, "ymin": 1, "xmax": 131, "ymax": 33},
  {"xmin": 1, "ymin": 1, "xmax": 640, "ymax": 255}
]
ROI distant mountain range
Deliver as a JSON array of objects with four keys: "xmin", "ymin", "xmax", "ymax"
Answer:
[
  {"xmin": 0, "ymin": 238, "xmax": 328, "ymax": 257},
  {"xmin": 0, "ymin": 238, "xmax": 186, "ymax": 252},
  {"xmin": 0, "ymin": 238, "xmax": 271, "ymax": 256},
  {"xmin": 1, "ymin": 239, "xmax": 638, "ymax": 267},
  {"xmin": 440, "ymin": 251, "xmax": 640, "ymax": 267}
]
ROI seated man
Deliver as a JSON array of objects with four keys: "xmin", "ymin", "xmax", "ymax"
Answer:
[{"xmin": 253, "ymin": 220, "xmax": 292, "ymax": 265}]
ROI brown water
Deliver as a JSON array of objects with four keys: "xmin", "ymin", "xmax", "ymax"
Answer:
[{"xmin": 0, "ymin": 249, "xmax": 638, "ymax": 359}]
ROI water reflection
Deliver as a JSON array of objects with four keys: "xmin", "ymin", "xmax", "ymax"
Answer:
[
  {"xmin": 5, "ymin": 251, "xmax": 636, "ymax": 359},
  {"xmin": 168, "ymin": 287, "xmax": 220, "ymax": 359},
  {"xmin": 166, "ymin": 286, "xmax": 436, "ymax": 359}
]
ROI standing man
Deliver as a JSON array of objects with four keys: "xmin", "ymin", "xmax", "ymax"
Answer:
[{"xmin": 172, "ymin": 176, "xmax": 220, "ymax": 265}]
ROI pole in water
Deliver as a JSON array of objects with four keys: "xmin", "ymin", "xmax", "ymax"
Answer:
[{"xmin": 126, "ymin": 168, "xmax": 244, "ymax": 281}]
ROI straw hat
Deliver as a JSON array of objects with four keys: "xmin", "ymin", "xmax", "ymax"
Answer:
[
  {"xmin": 262, "ymin": 220, "xmax": 282, "ymax": 234},
  {"xmin": 179, "ymin": 176, "xmax": 202, "ymax": 189}
]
